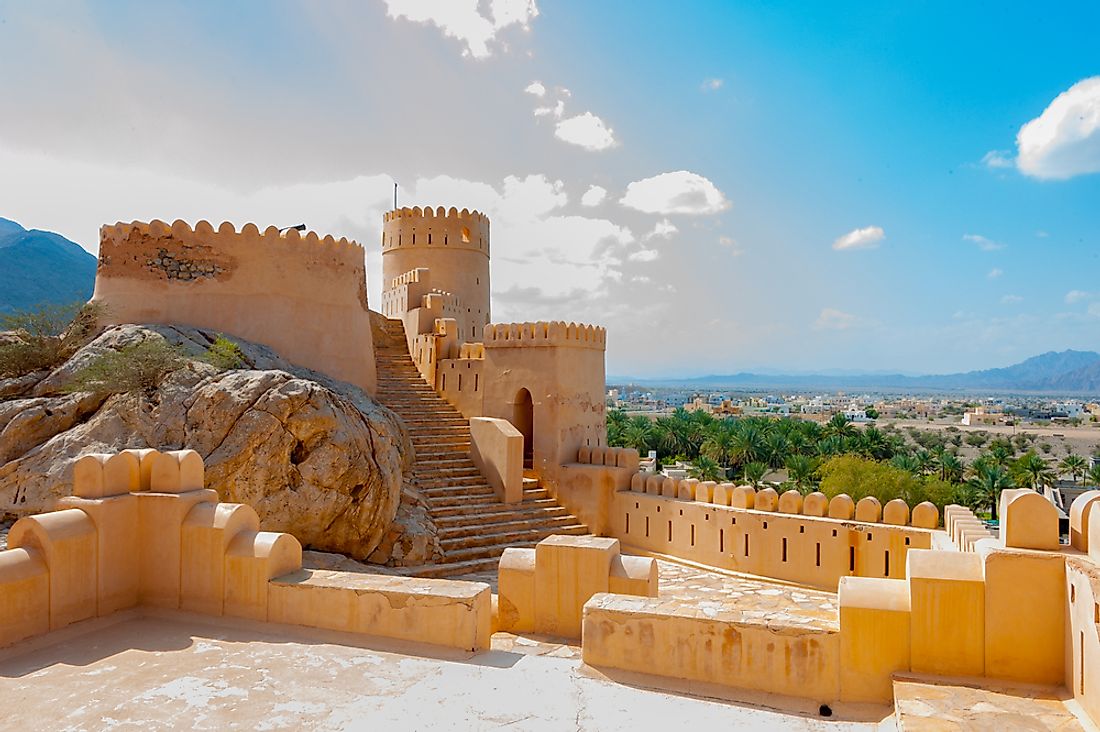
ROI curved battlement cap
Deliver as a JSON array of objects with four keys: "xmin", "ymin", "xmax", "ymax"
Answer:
[{"xmin": 381, "ymin": 206, "xmax": 491, "ymax": 255}]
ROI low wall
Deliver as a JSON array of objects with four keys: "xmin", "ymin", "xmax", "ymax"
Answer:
[
  {"xmin": 611, "ymin": 491, "xmax": 932, "ymax": 590},
  {"xmin": 470, "ymin": 417, "xmax": 523, "ymax": 503},
  {"xmin": 583, "ymin": 592, "xmax": 840, "ymax": 703},
  {"xmin": 0, "ymin": 448, "xmax": 492, "ymax": 653}
]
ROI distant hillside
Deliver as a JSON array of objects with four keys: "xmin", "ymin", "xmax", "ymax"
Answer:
[
  {"xmin": 0, "ymin": 218, "xmax": 96, "ymax": 314},
  {"xmin": 622, "ymin": 350, "xmax": 1100, "ymax": 394}
]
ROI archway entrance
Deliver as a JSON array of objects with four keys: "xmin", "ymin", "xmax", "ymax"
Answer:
[{"xmin": 513, "ymin": 388, "xmax": 534, "ymax": 470}]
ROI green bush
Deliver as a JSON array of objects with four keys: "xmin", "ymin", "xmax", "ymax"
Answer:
[
  {"xmin": 202, "ymin": 334, "xmax": 246, "ymax": 370},
  {"xmin": 63, "ymin": 338, "xmax": 185, "ymax": 395},
  {"xmin": 0, "ymin": 302, "xmax": 102, "ymax": 378}
]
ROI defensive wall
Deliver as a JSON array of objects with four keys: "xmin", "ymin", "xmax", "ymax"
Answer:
[
  {"xmin": 0, "ymin": 449, "xmax": 490, "ymax": 653},
  {"xmin": 92, "ymin": 219, "xmax": 377, "ymax": 394}
]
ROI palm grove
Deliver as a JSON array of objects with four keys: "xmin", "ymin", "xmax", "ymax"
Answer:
[{"xmin": 607, "ymin": 408, "xmax": 1100, "ymax": 520}]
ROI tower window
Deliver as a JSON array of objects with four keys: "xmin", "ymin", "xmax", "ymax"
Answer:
[{"xmin": 461, "ymin": 226, "xmax": 471, "ymax": 243}]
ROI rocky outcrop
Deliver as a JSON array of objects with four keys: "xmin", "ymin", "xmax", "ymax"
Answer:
[{"xmin": 0, "ymin": 324, "xmax": 442, "ymax": 565}]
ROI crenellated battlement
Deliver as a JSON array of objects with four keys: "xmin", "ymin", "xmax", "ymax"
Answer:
[
  {"xmin": 101, "ymin": 219, "xmax": 364, "ymax": 265},
  {"xmin": 482, "ymin": 321, "xmax": 607, "ymax": 350},
  {"xmin": 383, "ymin": 206, "xmax": 488, "ymax": 224},
  {"xmin": 92, "ymin": 218, "xmax": 377, "ymax": 393},
  {"xmin": 382, "ymin": 206, "xmax": 490, "ymax": 255}
]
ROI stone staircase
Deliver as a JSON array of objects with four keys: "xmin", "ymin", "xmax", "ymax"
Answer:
[{"xmin": 374, "ymin": 318, "xmax": 589, "ymax": 578}]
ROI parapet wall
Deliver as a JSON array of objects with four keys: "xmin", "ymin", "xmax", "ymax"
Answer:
[
  {"xmin": 483, "ymin": 321, "xmax": 607, "ymax": 350},
  {"xmin": 382, "ymin": 206, "xmax": 490, "ymax": 255},
  {"xmin": 93, "ymin": 220, "xmax": 377, "ymax": 394},
  {"xmin": 0, "ymin": 448, "xmax": 491, "ymax": 653}
]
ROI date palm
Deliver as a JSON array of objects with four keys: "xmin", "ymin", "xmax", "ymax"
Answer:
[
  {"xmin": 689, "ymin": 455, "xmax": 725, "ymax": 482},
  {"xmin": 823, "ymin": 413, "xmax": 856, "ymax": 440},
  {"xmin": 1088, "ymin": 463, "xmax": 1100, "ymax": 489},
  {"xmin": 967, "ymin": 463, "xmax": 1015, "ymax": 520},
  {"xmin": 1059, "ymin": 454, "xmax": 1088, "ymax": 485},
  {"xmin": 1014, "ymin": 452, "xmax": 1054, "ymax": 491},
  {"xmin": 785, "ymin": 454, "xmax": 818, "ymax": 495},
  {"xmin": 742, "ymin": 460, "xmax": 769, "ymax": 487}
]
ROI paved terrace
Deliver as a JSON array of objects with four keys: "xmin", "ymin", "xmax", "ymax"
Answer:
[{"xmin": 0, "ymin": 614, "xmax": 876, "ymax": 731}]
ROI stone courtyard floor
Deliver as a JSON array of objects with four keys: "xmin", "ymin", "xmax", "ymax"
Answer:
[{"xmin": 0, "ymin": 613, "xmax": 882, "ymax": 731}]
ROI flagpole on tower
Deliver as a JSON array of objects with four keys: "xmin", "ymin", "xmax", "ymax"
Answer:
[{"xmin": 394, "ymin": 182, "xmax": 398, "ymax": 210}]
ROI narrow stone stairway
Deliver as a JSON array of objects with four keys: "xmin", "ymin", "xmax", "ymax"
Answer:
[{"xmin": 374, "ymin": 318, "xmax": 589, "ymax": 578}]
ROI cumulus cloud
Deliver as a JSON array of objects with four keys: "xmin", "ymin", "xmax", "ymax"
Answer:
[
  {"xmin": 963, "ymin": 233, "xmax": 1005, "ymax": 251},
  {"xmin": 554, "ymin": 112, "xmax": 617, "ymax": 151},
  {"xmin": 832, "ymin": 226, "xmax": 884, "ymax": 251},
  {"xmin": 1016, "ymin": 76, "xmax": 1100, "ymax": 180},
  {"xmin": 620, "ymin": 171, "xmax": 730, "ymax": 215},
  {"xmin": 1066, "ymin": 290, "xmax": 1096, "ymax": 304},
  {"xmin": 627, "ymin": 248, "xmax": 660, "ymax": 262},
  {"xmin": 700, "ymin": 78, "xmax": 724, "ymax": 92},
  {"xmin": 581, "ymin": 185, "xmax": 607, "ymax": 207},
  {"xmin": 987, "ymin": 268, "xmax": 1003, "ymax": 279},
  {"xmin": 646, "ymin": 218, "xmax": 677, "ymax": 239},
  {"xmin": 382, "ymin": 0, "xmax": 539, "ymax": 59},
  {"xmin": 814, "ymin": 308, "xmax": 859, "ymax": 331},
  {"xmin": 524, "ymin": 80, "xmax": 546, "ymax": 97},
  {"xmin": 1001, "ymin": 294, "xmax": 1023, "ymax": 305},
  {"xmin": 982, "ymin": 150, "xmax": 1014, "ymax": 169}
]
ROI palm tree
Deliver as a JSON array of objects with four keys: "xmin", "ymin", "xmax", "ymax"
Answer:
[
  {"xmin": 1060, "ymin": 454, "xmax": 1089, "ymax": 485},
  {"xmin": 742, "ymin": 461, "xmax": 769, "ymax": 487},
  {"xmin": 763, "ymin": 430, "xmax": 789, "ymax": 469},
  {"xmin": 623, "ymin": 416, "xmax": 654, "ymax": 454},
  {"xmin": 914, "ymin": 449, "xmax": 936, "ymax": 476},
  {"xmin": 700, "ymin": 423, "xmax": 736, "ymax": 468},
  {"xmin": 730, "ymin": 422, "xmax": 766, "ymax": 467},
  {"xmin": 689, "ymin": 455, "xmax": 725, "ymax": 482},
  {"xmin": 938, "ymin": 453, "xmax": 964, "ymax": 483},
  {"xmin": 1088, "ymin": 463, "xmax": 1100, "ymax": 488},
  {"xmin": 823, "ymin": 413, "xmax": 856, "ymax": 440},
  {"xmin": 785, "ymin": 454, "xmax": 818, "ymax": 495},
  {"xmin": 890, "ymin": 453, "xmax": 921, "ymax": 475},
  {"xmin": 606, "ymin": 409, "xmax": 628, "ymax": 446},
  {"xmin": 968, "ymin": 463, "xmax": 1015, "ymax": 520},
  {"xmin": 1014, "ymin": 452, "xmax": 1055, "ymax": 491},
  {"xmin": 652, "ymin": 416, "xmax": 689, "ymax": 457}
]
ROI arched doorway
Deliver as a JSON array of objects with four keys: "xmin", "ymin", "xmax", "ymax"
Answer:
[{"xmin": 513, "ymin": 388, "xmax": 534, "ymax": 470}]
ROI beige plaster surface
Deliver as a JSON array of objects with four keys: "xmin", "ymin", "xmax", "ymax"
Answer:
[
  {"xmin": 892, "ymin": 676, "xmax": 1085, "ymax": 731},
  {"xmin": 0, "ymin": 614, "xmax": 876, "ymax": 731}
]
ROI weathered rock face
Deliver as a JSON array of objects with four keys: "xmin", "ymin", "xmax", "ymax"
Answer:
[{"xmin": 0, "ymin": 324, "xmax": 441, "ymax": 565}]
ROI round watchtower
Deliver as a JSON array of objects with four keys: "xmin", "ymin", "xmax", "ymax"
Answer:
[{"xmin": 381, "ymin": 206, "xmax": 491, "ymax": 343}]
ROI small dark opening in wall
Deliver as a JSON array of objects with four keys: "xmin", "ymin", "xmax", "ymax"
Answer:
[
  {"xmin": 705, "ymin": 514, "xmax": 710, "ymax": 521},
  {"xmin": 657, "ymin": 505, "xmax": 661, "ymax": 513},
  {"xmin": 866, "ymin": 532, "xmax": 872, "ymax": 541},
  {"xmin": 720, "ymin": 529, "xmax": 725, "ymax": 553},
  {"xmin": 645, "ymin": 517, "xmax": 650, "ymax": 538},
  {"xmin": 832, "ymin": 529, "xmax": 838, "ymax": 537},
  {"xmin": 763, "ymin": 521, "xmax": 768, "ymax": 530},
  {"xmin": 667, "ymin": 521, "xmax": 673, "ymax": 542},
  {"xmin": 849, "ymin": 547, "xmax": 855, "ymax": 573},
  {"xmin": 800, "ymin": 525, "xmax": 805, "ymax": 534},
  {"xmin": 905, "ymin": 537, "xmax": 910, "ymax": 546},
  {"xmin": 782, "ymin": 538, "xmax": 788, "ymax": 562},
  {"xmin": 732, "ymin": 517, "xmax": 737, "ymax": 525},
  {"xmin": 884, "ymin": 550, "xmax": 891, "ymax": 577},
  {"xmin": 679, "ymin": 509, "xmax": 683, "ymax": 516},
  {"xmin": 816, "ymin": 543, "xmax": 821, "ymax": 567},
  {"xmin": 625, "ymin": 514, "xmax": 630, "ymax": 534},
  {"xmin": 691, "ymin": 525, "xmax": 695, "ymax": 547},
  {"xmin": 819, "ymin": 705, "xmax": 832, "ymax": 718},
  {"xmin": 744, "ymin": 534, "xmax": 750, "ymax": 557}
]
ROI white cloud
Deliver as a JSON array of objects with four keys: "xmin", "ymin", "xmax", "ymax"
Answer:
[
  {"xmin": 1016, "ymin": 76, "xmax": 1100, "ymax": 180},
  {"xmin": 620, "ymin": 171, "xmax": 730, "ymax": 215},
  {"xmin": 1090, "ymin": 303, "xmax": 1100, "ymax": 318},
  {"xmin": 524, "ymin": 80, "xmax": 546, "ymax": 97},
  {"xmin": 1001, "ymin": 294, "xmax": 1023, "ymax": 305},
  {"xmin": 981, "ymin": 150, "xmax": 1013, "ymax": 169},
  {"xmin": 832, "ymin": 225, "xmax": 884, "ymax": 251},
  {"xmin": 581, "ymin": 185, "xmax": 607, "ymax": 207},
  {"xmin": 1065, "ymin": 290, "xmax": 1096, "ymax": 304},
  {"xmin": 646, "ymin": 218, "xmax": 677, "ymax": 239},
  {"xmin": 700, "ymin": 78, "xmax": 724, "ymax": 92},
  {"xmin": 1036, "ymin": 230, "xmax": 1049, "ymax": 238},
  {"xmin": 627, "ymin": 248, "xmax": 659, "ymax": 262},
  {"xmin": 718, "ymin": 235, "xmax": 744, "ymax": 256},
  {"xmin": 963, "ymin": 233, "xmax": 1005, "ymax": 251},
  {"xmin": 382, "ymin": 0, "xmax": 539, "ymax": 59},
  {"xmin": 814, "ymin": 308, "xmax": 859, "ymax": 331},
  {"xmin": 554, "ymin": 112, "xmax": 617, "ymax": 151},
  {"xmin": 987, "ymin": 268, "xmax": 1003, "ymax": 279}
]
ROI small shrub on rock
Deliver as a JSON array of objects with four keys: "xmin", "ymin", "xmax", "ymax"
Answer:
[
  {"xmin": 64, "ymin": 338, "xmax": 186, "ymax": 395},
  {"xmin": 202, "ymin": 334, "xmax": 246, "ymax": 370}
]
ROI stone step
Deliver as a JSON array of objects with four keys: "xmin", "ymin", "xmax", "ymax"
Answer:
[
  {"xmin": 415, "ymin": 448, "xmax": 471, "ymax": 459},
  {"xmin": 441, "ymin": 527, "xmax": 590, "ymax": 563},
  {"xmin": 421, "ymin": 484, "xmax": 496, "ymax": 499},
  {"xmin": 415, "ymin": 456, "xmax": 473, "ymax": 468},
  {"xmin": 425, "ymin": 493, "xmax": 499, "ymax": 508},
  {"xmin": 429, "ymin": 497, "xmax": 562, "ymax": 519},
  {"xmin": 433, "ymin": 505, "xmax": 573, "ymax": 528},
  {"xmin": 440, "ymin": 524, "xmax": 590, "ymax": 552},
  {"xmin": 404, "ymin": 556, "xmax": 504, "ymax": 579},
  {"xmin": 438, "ymin": 514, "xmax": 583, "ymax": 541}
]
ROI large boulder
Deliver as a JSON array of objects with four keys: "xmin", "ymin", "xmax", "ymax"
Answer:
[{"xmin": 0, "ymin": 324, "xmax": 441, "ymax": 564}]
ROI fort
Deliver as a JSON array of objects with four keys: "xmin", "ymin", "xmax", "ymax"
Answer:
[{"xmin": 1, "ymin": 206, "xmax": 1099, "ymax": 728}]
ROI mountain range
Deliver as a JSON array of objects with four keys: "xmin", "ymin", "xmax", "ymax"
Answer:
[
  {"xmin": 0, "ymin": 217, "xmax": 97, "ymax": 314},
  {"xmin": 613, "ymin": 350, "xmax": 1100, "ymax": 394}
]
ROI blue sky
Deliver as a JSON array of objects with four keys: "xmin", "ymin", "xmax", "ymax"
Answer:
[{"xmin": 0, "ymin": 1, "xmax": 1097, "ymax": 376}]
